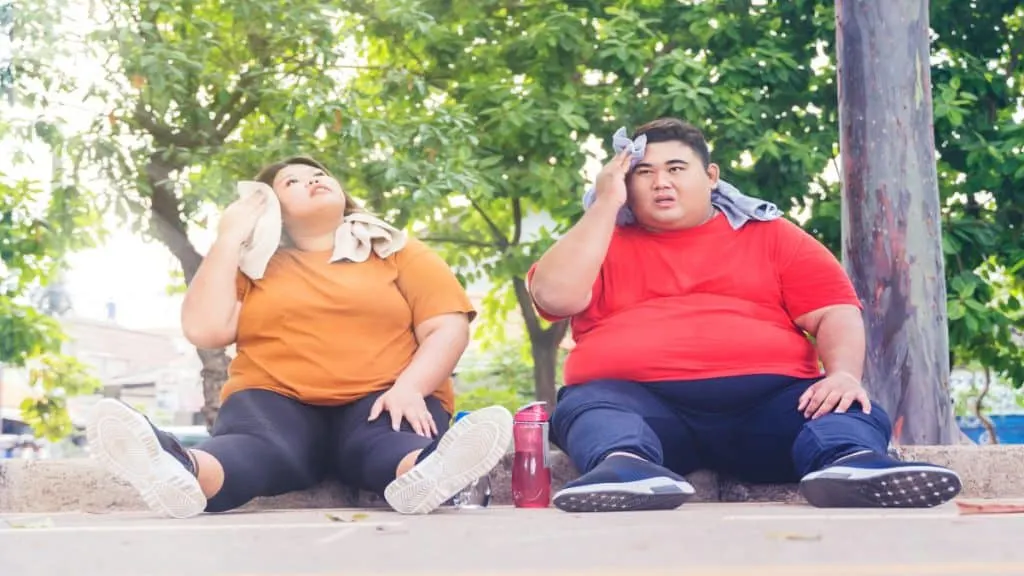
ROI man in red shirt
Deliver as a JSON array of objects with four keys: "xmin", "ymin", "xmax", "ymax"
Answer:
[{"xmin": 527, "ymin": 118, "xmax": 962, "ymax": 513}]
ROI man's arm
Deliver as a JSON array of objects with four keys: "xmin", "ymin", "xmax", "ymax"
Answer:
[
  {"xmin": 774, "ymin": 220, "xmax": 871, "ymax": 417},
  {"xmin": 530, "ymin": 150, "xmax": 632, "ymax": 317},
  {"xmin": 529, "ymin": 198, "xmax": 620, "ymax": 316},
  {"xmin": 795, "ymin": 304, "xmax": 866, "ymax": 382}
]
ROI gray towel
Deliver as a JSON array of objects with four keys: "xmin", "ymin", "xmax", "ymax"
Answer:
[{"xmin": 581, "ymin": 127, "xmax": 782, "ymax": 229}]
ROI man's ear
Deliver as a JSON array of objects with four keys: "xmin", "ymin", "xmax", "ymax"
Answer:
[{"xmin": 706, "ymin": 162, "xmax": 720, "ymax": 186}]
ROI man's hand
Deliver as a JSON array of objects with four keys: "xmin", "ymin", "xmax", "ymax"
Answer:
[
  {"xmin": 368, "ymin": 387, "xmax": 438, "ymax": 437},
  {"xmin": 593, "ymin": 149, "xmax": 633, "ymax": 208},
  {"xmin": 797, "ymin": 372, "xmax": 872, "ymax": 420}
]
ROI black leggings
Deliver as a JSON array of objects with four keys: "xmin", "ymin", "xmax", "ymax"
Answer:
[{"xmin": 195, "ymin": 389, "xmax": 451, "ymax": 513}]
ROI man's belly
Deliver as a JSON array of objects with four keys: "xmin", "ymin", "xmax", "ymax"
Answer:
[{"xmin": 565, "ymin": 297, "xmax": 822, "ymax": 384}]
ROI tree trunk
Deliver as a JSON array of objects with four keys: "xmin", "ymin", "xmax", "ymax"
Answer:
[
  {"xmin": 836, "ymin": 0, "xmax": 958, "ymax": 444},
  {"xmin": 512, "ymin": 277, "xmax": 569, "ymax": 408},
  {"xmin": 146, "ymin": 156, "xmax": 230, "ymax": 429},
  {"xmin": 529, "ymin": 331, "xmax": 560, "ymax": 408}
]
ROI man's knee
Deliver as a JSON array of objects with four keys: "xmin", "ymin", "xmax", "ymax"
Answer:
[
  {"xmin": 862, "ymin": 402, "xmax": 893, "ymax": 438},
  {"xmin": 550, "ymin": 380, "xmax": 667, "ymax": 473},
  {"xmin": 835, "ymin": 401, "xmax": 893, "ymax": 440},
  {"xmin": 808, "ymin": 401, "xmax": 892, "ymax": 437},
  {"xmin": 793, "ymin": 401, "xmax": 894, "ymax": 474},
  {"xmin": 551, "ymin": 380, "xmax": 641, "ymax": 433},
  {"xmin": 553, "ymin": 379, "xmax": 639, "ymax": 414}
]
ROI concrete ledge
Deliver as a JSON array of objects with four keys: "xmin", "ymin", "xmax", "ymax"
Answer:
[{"xmin": 2, "ymin": 445, "xmax": 1021, "ymax": 514}]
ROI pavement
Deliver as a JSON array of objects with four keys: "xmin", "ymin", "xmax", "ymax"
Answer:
[{"xmin": 3, "ymin": 502, "xmax": 1024, "ymax": 576}]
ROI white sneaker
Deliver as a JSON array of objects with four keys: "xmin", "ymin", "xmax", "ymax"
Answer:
[
  {"xmin": 86, "ymin": 399, "xmax": 207, "ymax": 518},
  {"xmin": 384, "ymin": 405, "xmax": 513, "ymax": 514}
]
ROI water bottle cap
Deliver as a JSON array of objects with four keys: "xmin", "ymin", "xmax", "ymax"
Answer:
[
  {"xmin": 514, "ymin": 401, "xmax": 549, "ymax": 422},
  {"xmin": 454, "ymin": 410, "xmax": 470, "ymax": 423}
]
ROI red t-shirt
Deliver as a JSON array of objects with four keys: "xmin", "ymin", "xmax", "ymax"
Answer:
[{"xmin": 528, "ymin": 215, "xmax": 862, "ymax": 385}]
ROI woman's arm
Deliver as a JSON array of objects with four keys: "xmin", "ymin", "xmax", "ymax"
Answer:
[
  {"xmin": 366, "ymin": 239, "xmax": 477, "ymax": 435},
  {"xmin": 181, "ymin": 194, "xmax": 265, "ymax": 348},
  {"xmin": 392, "ymin": 312, "xmax": 471, "ymax": 395},
  {"xmin": 181, "ymin": 237, "xmax": 245, "ymax": 349}
]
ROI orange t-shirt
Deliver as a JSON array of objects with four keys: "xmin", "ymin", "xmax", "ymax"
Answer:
[
  {"xmin": 528, "ymin": 216, "xmax": 862, "ymax": 385},
  {"xmin": 222, "ymin": 237, "xmax": 475, "ymax": 413}
]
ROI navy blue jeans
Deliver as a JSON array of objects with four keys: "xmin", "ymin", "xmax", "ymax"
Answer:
[{"xmin": 550, "ymin": 375, "xmax": 892, "ymax": 483}]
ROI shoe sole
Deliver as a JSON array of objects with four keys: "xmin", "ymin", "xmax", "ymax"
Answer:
[
  {"xmin": 553, "ymin": 477, "xmax": 695, "ymax": 513},
  {"xmin": 800, "ymin": 464, "xmax": 962, "ymax": 508},
  {"xmin": 384, "ymin": 405, "xmax": 513, "ymax": 515},
  {"xmin": 86, "ymin": 399, "xmax": 207, "ymax": 519}
]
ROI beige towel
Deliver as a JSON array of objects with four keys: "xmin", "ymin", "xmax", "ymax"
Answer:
[{"xmin": 235, "ymin": 181, "xmax": 407, "ymax": 280}]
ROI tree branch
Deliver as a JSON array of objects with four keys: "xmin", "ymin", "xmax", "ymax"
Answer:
[
  {"xmin": 977, "ymin": 367, "xmax": 998, "ymax": 444},
  {"xmin": 513, "ymin": 275, "xmax": 570, "ymax": 350},
  {"xmin": 145, "ymin": 154, "xmax": 202, "ymax": 282},
  {"xmin": 512, "ymin": 197, "xmax": 523, "ymax": 245},
  {"xmin": 468, "ymin": 196, "xmax": 509, "ymax": 249},
  {"xmin": 512, "ymin": 276, "xmax": 541, "ymax": 338},
  {"xmin": 134, "ymin": 101, "xmax": 205, "ymax": 149},
  {"xmin": 545, "ymin": 316, "xmax": 569, "ymax": 344},
  {"xmin": 215, "ymin": 96, "xmax": 261, "ymax": 141},
  {"xmin": 1007, "ymin": 37, "xmax": 1023, "ymax": 76},
  {"xmin": 421, "ymin": 235, "xmax": 499, "ymax": 249},
  {"xmin": 636, "ymin": 40, "xmax": 678, "ymax": 93}
]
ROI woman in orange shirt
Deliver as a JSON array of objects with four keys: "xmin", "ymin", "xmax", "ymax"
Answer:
[{"xmin": 86, "ymin": 156, "xmax": 512, "ymax": 517}]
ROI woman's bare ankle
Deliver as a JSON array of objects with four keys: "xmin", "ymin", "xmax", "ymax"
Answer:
[
  {"xmin": 395, "ymin": 450, "xmax": 422, "ymax": 478},
  {"xmin": 190, "ymin": 449, "xmax": 226, "ymax": 498}
]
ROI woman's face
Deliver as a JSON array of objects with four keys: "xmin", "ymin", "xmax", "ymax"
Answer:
[{"xmin": 271, "ymin": 162, "xmax": 346, "ymax": 222}]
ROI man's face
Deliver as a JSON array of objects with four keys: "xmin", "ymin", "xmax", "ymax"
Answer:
[{"xmin": 626, "ymin": 140, "xmax": 719, "ymax": 231}]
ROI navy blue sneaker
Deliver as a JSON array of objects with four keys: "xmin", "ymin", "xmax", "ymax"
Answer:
[
  {"xmin": 553, "ymin": 454, "xmax": 695, "ymax": 513},
  {"xmin": 799, "ymin": 450, "xmax": 962, "ymax": 508}
]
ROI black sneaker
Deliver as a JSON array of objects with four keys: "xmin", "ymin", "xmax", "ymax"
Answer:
[
  {"xmin": 552, "ymin": 454, "xmax": 695, "ymax": 513},
  {"xmin": 86, "ymin": 398, "xmax": 206, "ymax": 518},
  {"xmin": 799, "ymin": 450, "xmax": 962, "ymax": 508}
]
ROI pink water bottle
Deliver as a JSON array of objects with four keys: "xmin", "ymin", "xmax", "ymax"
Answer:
[{"xmin": 511, "ymin": 401, "xmax": 552, "ymax": 508}]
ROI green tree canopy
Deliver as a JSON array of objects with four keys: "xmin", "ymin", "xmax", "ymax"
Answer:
[{"xmin": 9, "ymin": 0, "xmax": 1022, "ymax": 443}]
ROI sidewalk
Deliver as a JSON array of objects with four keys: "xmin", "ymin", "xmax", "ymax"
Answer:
[
  {"xmin": 4, "ymin": 445, "xmax": 1024, "ymax": 513},
  {"xmin": 3, "ymin": 503, "xmax": 1024, "ymax": 575}
]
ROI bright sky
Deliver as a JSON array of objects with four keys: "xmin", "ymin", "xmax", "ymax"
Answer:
[
  {"xmin": 64, "ymin": 231, "xmax": 192, "ymax": 329},
  {"xmin": 3, "ymin": 139, "xmax": 216, "ymax": 330}
]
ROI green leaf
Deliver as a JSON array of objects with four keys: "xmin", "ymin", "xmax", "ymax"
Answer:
[
  {"xmin": 948, "ymin": 300, "xmax": 966, "ymax": 320},
  {"xmin": 965, "ymin": 313, "xmax": 979, "ymax": 334},
  {"xmin": 965, "ymin": 299, "xmax": 987, "ymax": 313}
]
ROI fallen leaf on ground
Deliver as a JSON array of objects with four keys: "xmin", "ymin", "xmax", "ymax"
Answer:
[
  {"xmin": 956, "ymin": 500, "xmax": 1024, "ymax": 515},
  {"xmin": 325, "ymin": 512, "xmax": 370, "ymax": 523},
  {"xmin": 5, "ymin": 517, "xmax": 55, "ymax": 529},
  {"xmin": 375, "ymin": 524, "xmax": 408, "ymax": 535},
  {"xmin": 767, "ymin": 531, "xmax": 822, "ymax": 542}
]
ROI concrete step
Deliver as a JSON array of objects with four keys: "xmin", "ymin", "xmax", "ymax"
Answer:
[{"xmin": 1, "ymin": 445, "xmax": 1018, "ymax": 514}]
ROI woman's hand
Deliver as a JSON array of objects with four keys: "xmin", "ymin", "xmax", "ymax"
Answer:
[
  {"xmin": 217, "ymin": 192, "xmax": 267, "ymax": 246},
  {"xmin": 368, "ymin": 386, "xmax": 438, "ymax": 437}
]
